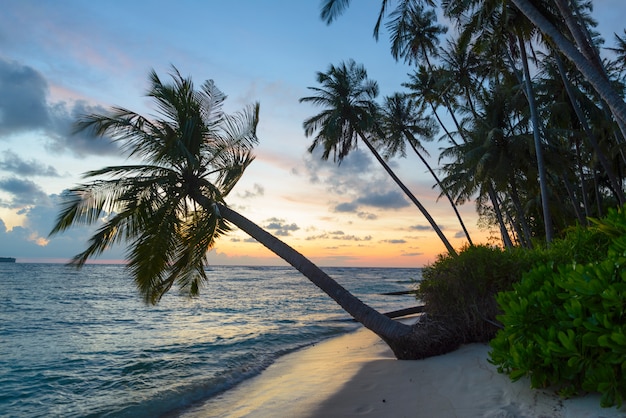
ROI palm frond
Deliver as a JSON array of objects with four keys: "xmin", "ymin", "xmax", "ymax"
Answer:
[{"xmin": 55, "ymin": 67, "xmax": 259, "ymax": 303}]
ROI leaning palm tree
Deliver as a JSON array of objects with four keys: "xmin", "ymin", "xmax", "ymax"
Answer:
[
  {"xmin": 48, "ymin": 67, "xmax": 449, "ymax": 360},
  {"xmin": 379, "ymin": 92, "xmax": 474, "ymax": 245},
  {"xmin": 300, "ymin": 59, "xmax": 457, "ymax": 256}
]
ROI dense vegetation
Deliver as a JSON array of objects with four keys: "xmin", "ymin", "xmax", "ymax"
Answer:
[
  {"xmin": 418, "ymin": 206, "xmax": 626, "ymax": 407},
  {"xmin": 322, "ymin": 1, "xmax": 626, "ymax": 405},
  {"xmin": 489, "ymin": 207, "xmax": 626, "ymax": 408},
  {"xmin": 320, "ymin": 0, "xmax": 626, "ymax": 249}
]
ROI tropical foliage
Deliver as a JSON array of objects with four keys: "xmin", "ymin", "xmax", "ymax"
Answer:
[
  {"xmin": 318, "ymin": 0, "xmax": 626, "ymax": 404},
  {"xmin": 319, "ymin": 0, "xmax": 626, "ymax": 248},
  {"xmin": 489, "ymin": 206, "xmax": 626, "ymax": 408}
]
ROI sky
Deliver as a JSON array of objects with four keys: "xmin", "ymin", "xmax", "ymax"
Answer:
[{"xmin": 0, "ymin": 1, "xmax": 624, "ymax": 267}]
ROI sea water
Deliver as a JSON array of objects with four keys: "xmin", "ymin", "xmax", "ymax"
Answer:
[{"xmin": 0, "ymin": 263, "xmax": 421, "ymax": 417}]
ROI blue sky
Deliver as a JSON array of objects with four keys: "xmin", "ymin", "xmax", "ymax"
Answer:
[{"xmin": 1, "ymin": 1, "xmax": 625, "ymax": 266}]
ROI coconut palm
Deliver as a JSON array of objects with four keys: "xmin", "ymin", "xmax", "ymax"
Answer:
[
  {"xmin": 379, "ymin": 92, "xmax": 474, "ymax": 245},
  {"xmin": 48, "ymin": 67, "xmax": 447, "ymax": 360},
  {"xmin": 300, "ymin": 59, "xmax": 457, "ymax": 256}
]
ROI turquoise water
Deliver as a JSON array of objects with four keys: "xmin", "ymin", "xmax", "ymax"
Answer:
[{"xmin": 0, "ymin": 263, "xmax": 421, "ymax": 417}]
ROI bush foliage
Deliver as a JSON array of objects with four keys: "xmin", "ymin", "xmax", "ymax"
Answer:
[
  {"xmin": 488, "ymin": 206, "xmax": 626, "ymax": 408},
  {"xmin": 417, "ymin": 224, "xmax": 609, "ymax": 346},
  {"xmin": 418, "ymin": 245, "xmax": 533, "ymax": 344}
]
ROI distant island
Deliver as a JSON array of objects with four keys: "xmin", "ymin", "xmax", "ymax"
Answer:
[{"xmin": 0, "ymin": 257, "xmax": 16, "ymax": 263}]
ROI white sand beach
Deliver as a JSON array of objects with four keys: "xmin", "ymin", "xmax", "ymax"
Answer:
[{"xmin": 178, "ymin": 320, "xmax": 626, "ymax": 418}]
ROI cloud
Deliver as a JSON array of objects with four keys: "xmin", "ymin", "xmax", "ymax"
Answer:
[
  {"xmin": 305, "ymin": 232, "xmax": 372, "ymax": 241},
  {"xmin": 332, "ymin": 190, "xmax": 409, "ymax": 215},
  {"xmin": 334, "ymin": 202, "xmax": 358, "ymax": 212},
  {"xmin": 0, "ymin": 58, "xmax": 50, "ymax": 134},
  {"xmin": 45, "ymin": 100, "xmax": 119, "ymax": 157},
  {"xmin": 303, "ymin": 148, "xmax": 411, "ymax": 218},
  {"xmin": 331, "ymin": 202, "xmax": 377, "ymax": 220},
  {"xmin": 0, "ymin": 150, "xmax": 61, "ymax": 177},
  {"xmin": 410, "ymin": 224, "xmax": 434, "ymax": 231},
  {"xmin": 263, "ymin": 217, "xmax": 300, "ymax": 236},
  {"xmin": 357, "ymin": 212, "xmax": 377, "ymax": 220},
  {"xmin": 0, "ymin": 192, "xmax": 125, "ymax": 260},
  {"xmin": 355, "ymin": 191, "xmax": 409, "ymax": 209},
  {"xmin": 238, "ymin": 183, "xmax": 265, "ymax": 199},
  {"xmin": 401, "ymin": 252, "xmax": 423, "ymax": 257},
  {"xmin": 0, "ymin": 177, "xmax": 50, "ymax": 208},
  {"xmin": 303, "ymin": 148, "xmax": 375, "ymax": 196},
  {"xmin": 454, "ymin": 230, "xmax": 466, "ymax": 239},
  {"xmin": 381, "ymin": 239, "xmax": 407, "ymax": 244},
  {"xmin": 0, "ymin": 58, "xmax": 119, "ymax": 157}
]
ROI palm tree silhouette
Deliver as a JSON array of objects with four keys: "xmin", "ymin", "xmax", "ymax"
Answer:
[
  {"xmin": 300, "ymin": 59, "xmax": 457, "ymax": 255},
  {"xmin": 49, "ymin": 67, "xmax": 441, "ymax": 359}
]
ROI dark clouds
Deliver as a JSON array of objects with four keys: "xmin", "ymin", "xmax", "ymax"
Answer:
[
  {"xmin": 355, "ymin": 191, "xmax": 409, "ymax": 209},
  {"xmin": 0, "ymin": 150, "xmax": 61, "ymax": 177},
  {"xmin": 45, "ymin": 99, "xmax": 120, "ymax": 157},
  {"xmin": 302, "ymin": 147, "xmax": 410, "ymax": 217},
  {"xmin": 0, "ymin": 177, "xmax": 50, "ymax": 208},
  {"xmin": 410, "ymin": 224, "xmax": 435, "ymax": 231},
  {"xmin": 331, "ymin": 190, "xmax": 409, "ymax": 219},
  {"xmin": 381, "ymin": 239, "xmax": 407, "ymax": 244},
  {"xmin": 263, "ymin": 217, "xmax": 300, "ymax": 236},
  {"xmin": 0, "ymin": 58, "xmax": 50, "ymax": 133},
  {"xmin": 0, "ymin": 57, "xmax": 119, "ymax": 157}
]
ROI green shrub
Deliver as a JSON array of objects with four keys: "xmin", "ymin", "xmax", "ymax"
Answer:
[
  {"xmin": 418, "ymin": 245, "xmax": 535, "ymax": 343},
  {"xmin": 489, "ymin": 206, "xmax": 626, "ymax": 408}
]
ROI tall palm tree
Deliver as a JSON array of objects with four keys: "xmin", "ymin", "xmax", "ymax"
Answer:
[
  {"xmin": 379, "ymin": 93, "xmax": 474, "ymax": 245},
  {"xmin": 300, "ymin": 59, "xmax": 457, "ymax": 255},
  {"xmin": 48, "ymin": 67, "xmax": 445, "ymax": 360}
]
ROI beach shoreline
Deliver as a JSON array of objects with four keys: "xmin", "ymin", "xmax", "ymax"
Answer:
[{"xmin": 176, "ymin": 319, "xmax": 626, "ymax": 418}]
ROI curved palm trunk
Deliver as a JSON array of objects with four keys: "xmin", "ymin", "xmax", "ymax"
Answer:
[
  {"xmin": 518, "ymin": 34, "xmax": 554, "ymax": 243},
  {"xmin": 430, "ymin": 102, "xmax": 459, "ymax": 147},
  {"xmin": 357, "ymin": 134, "xmax": 457, "ymax": 256},
  {"xmin": 510, "ymin": 0, "xmax": 626, "ymax": 131},
  {"xmin": 410, "ymin": 143, "xmax": 474, "ymax": 246},
  {"xmin": 215, "ymin": 203, "xmax": 430, "ymax": 359}
]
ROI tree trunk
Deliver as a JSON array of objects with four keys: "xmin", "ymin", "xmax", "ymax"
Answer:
[
  {"xmin": 488, "ymin": 184, "xmax": 514, "ymax": 249},
  {"xmin": 518, "ymin": 34, "xmax": 554, "ymax": 243},
  {"xmin": 411, "ymin": 144, "xmax": 474, "ymax": 246},
  {"xmin": 357, "ymin": 134, "xmax": 457, "ymax": 256},
  {"xmin": 575, "ymin": 139, "xmax": 591, "ymax": 220},
  {"xmin": 216, "ymin": 203, "xmax": 451, "ymax": 359},
  {"xmin": 508, "ymin": 177, "xmax": 533, "ymax": 248},
  {"xmin": 560, "ymin": 171, "xmax": 586, "ymax": 225}
]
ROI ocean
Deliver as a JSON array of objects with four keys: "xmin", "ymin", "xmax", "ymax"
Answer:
[{"xmin": 0, "ymin": 263, "xmax": 421, "ymax": 417}]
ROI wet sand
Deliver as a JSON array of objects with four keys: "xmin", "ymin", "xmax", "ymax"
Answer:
[{"xmin": 177, "ymin": 321, "xmax": 626, "ymax": 417}]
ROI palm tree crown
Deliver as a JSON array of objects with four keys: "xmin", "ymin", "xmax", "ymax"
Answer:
[
  {"xmin": 48, "ymin": 68, "xmax": 449, "ymax": 360},
  {"xmin": 301, "ymin": 59, "xmax": 380, "ymax": 162},
  {"xmin": 50, "ymin": 67, "xmax": 260, "ymax": 303}
]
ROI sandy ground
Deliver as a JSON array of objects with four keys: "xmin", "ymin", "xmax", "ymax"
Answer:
[{"xmin": 177, "ymin": 322, "xmax": 626, "ymax": 418}]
